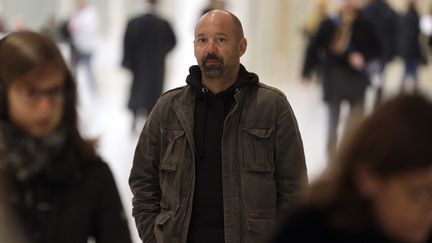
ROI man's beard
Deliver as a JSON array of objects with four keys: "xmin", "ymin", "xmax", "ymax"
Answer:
[{"xmin": 202, "ymin": 53, "xmax": 224, "ymax": 79}]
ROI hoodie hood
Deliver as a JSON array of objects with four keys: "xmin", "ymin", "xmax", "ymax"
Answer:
[
  {"xmin": 186, "ymin": 64, "xmax": 259, "ymax": 94},
  {"xmin": 187, "ymin": 63, "xmax": 259, "ymax": 166},
  {"xmin": 187, "ymin": 64, "xmax": 259, "ymax": 230}
]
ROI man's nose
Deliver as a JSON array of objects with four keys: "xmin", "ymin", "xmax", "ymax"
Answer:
[{"xmin": 206, "ymin": 40, "xmax": 217, "ymax": 53}]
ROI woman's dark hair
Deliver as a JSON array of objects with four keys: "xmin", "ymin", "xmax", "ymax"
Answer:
[
  {"xmin": 0, "ymin": 31, "xmax": 97, "ymax": 160},
  {"xmin": 309, "ymin": 93, "xmax": 432, "ymax": 225}
]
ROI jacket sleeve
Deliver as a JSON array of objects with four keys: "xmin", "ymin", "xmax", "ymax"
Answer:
[
  {"xmin": 122, "ymin": 20, "xmax": 133, "ymax": 70},
  {"xmin": 275, "ymin": 97, "xmax": 308, "ymax": 211},
  {"xmin": 429, "ymin": 35, "xmax": 432, "ymax": 48},
  {"xmin": 301, "ymin": 19, "xmax": 329, "ymax": 78},
  {"xmin": 357, "ymin": 16, "xmax": 383, "ymax": 62},
  {"xmin": 93, "ymin": 163, "xmax": 133, "ymax": 243},
  {"xmin": 129, "ymin": 104, "xmax": 163, "ymax": 242},
  {"xmin": 163, "ymin": 20, "xmax": 176, "ymax": 54}
]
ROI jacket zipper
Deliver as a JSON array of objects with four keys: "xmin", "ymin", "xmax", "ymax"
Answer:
[{"xmin": 221, "ymin": 88, "xmax": 245, "ymax": 243}]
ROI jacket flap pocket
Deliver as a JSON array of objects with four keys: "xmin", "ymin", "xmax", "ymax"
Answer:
[
  {"xmin": 243, "ymin": 128, "xmax": 273, "ymax": 138},
  {"xmin": 160, "ymin": 129, "xmax": 185, "ymax": 171},
  {"xmin": 159, "ymin": 161, "xmax": 178, "ymax": 172},
  {"xmin": 161, "ymin": 129, "xmax": 184, "ymax": 141},
  {"xmin": 246, "ymin": 217, "xmax": 273, "ymax": 233},
  {"xmin": 155, "ymin": 212, "xmax": 172, "ymax": 226}
]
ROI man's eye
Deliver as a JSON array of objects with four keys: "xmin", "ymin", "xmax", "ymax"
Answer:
[
  {"xmin": 197, "ymin": 38, "xmax": 207, "ymax": 44},
  {"xmin": 217, "ymin": 38, "xmax": 226, "ymax": 42}
]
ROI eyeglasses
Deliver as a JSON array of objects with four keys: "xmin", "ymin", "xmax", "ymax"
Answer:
[{"xmin": 16, "ymin": 85, "xmax": 65, "ymax": 106}]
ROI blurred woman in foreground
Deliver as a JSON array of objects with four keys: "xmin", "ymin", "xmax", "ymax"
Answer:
[
  {"xmin": 271, "ymin": 94, "xmax": 432, "ymax": 243},
  {"xmin": 0, "ymin": 31, "xmax": 132, "ymax": 243}
]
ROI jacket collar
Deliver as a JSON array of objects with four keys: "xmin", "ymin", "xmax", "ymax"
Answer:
[{"xmin": 186, "ymin": 64, "xmax": 259, "ymax": 95}]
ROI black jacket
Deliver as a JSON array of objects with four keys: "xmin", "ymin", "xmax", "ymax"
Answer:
[
  {"xmin": 1, "ymin": 149, "xmax": 132, "ymax": 243},
  {"xmin": 398, "ymin": 7, "xmax": 425, "ymax": 63},
  {"xmin": 429, "ymin": 35, "xmax": 432, "ymax": 48},
  {"xmin": 122, "ymin": 12, "xmax": 176, "ymax": 114},
  {"xmin": 362, "ymin": 0, "xmax": 398, "ymax": 63},
  {"xmin": 129, "ymin": 64, "xmax": 307, "ymax": 243},
  {"xmin": 185, "ymin": 65, "xmax": 258, "ymax": 243},
  {"xmin": 302, "ymin": 10, "xmax": 382, "ymax": 103}
]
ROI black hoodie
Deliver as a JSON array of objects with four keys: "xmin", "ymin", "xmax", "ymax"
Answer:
[{"xmin": 185, "ymin": 64, "xmax": 258, "ymax": 243}]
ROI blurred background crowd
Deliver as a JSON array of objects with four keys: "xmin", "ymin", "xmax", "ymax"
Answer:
[{"xmin": 1, "ymin": 0, "xmax": 432, "ymax": 242}]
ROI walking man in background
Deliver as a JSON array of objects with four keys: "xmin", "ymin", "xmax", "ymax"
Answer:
[
  {"xmin": 362, "ymin": 0, "xmax": 398, "ymax": 107},
  {"xmin": 69, "ymin": 0, "xmax": 99, "ymax": 92},
  {"xmin": 122, "ymin": 0, "xmax": 176, "ymax": 131}
]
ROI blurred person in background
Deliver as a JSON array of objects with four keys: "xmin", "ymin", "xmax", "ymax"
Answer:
[
  {"xmin": 302, "ymin": 0, "xmax": 329, "ymax": 40},
  {"xmin": 398, "ymin": 0, "xmax": 427, "ymax": 93},
  {"xmin": 0, "ymin": 16, "xmax": 6, "ymax": 33},
  {"xmin": 129, "ymin": 10, "xmax": 308, "ymax": 243},
  {"xmin": 10, "ymin": 15, "xmax": 27, "ymax": 31},
  {"xmin": 424, "ymin": 4, "xmax": 432, "ymax": 50},
  {"xmin": 0, "ymin": 16, "xmax": 5, "ymax": 34},
  {"xmin": 362, "ymin": 0, "xmax": 398, "ymax": 107},
  {"xmin": 302, "ymin": 0, "xmax": 382, "ymax": 158},
  {"xmin": 430, "ymin": 35, "xmax": 432, "ymax": 48},
  {"xmin": 122, "ymin": 0, "xmax": 176, "ymax": 132},
  {"xmin": 0, "ymin": 0, "xmax": 7, "ymax": 34},
  {"xmin": 0, "ymin": 31, "xmax": 132, "ymax": 243},
  {"xmin": 201, "ymin": 0, "xmax": 226, "ymax": 16},
  {"xmin": 420, "ymin": 4, "xmax": 432, "ymax": 45},
  {"xmin": 300, "ymin": 0, "xmax": 329, "ymax": 85},
  {"xmin": 68, "ymin": 0, "xmax": 99, "ymax": 92},
  {"xmin": 270, "ymin": 93, "xmax": 432, "ymax": 243},
  {"xmin": 40, "ymin": 16, "xmax": 61, "ymax": 41},
  {"xmin": 0, "ymin": 0, "xmax": 4, "ymax": 33}
]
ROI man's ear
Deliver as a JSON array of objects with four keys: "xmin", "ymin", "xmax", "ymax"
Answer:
[
  {"xmin": 193, "ymin": 40, "xmax": 198, "ymax": 59},
  {"xmin": 239, "ymin": 38, "xmax": 247, "ymax": 57}
]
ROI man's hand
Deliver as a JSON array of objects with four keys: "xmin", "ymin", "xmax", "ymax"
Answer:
[
  {"xmin": 301, "ymin": 76, "xmax": 311, "ymax": 85},
  {"xmin": 348, "ymin": 52, "xmax": 365, "ymax": 71}
]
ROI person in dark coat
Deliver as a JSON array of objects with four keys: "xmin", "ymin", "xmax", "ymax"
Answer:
[
  {"xmin": 398, "ymin": 0, "xmax": 425, "ymax": 92},
  {"xmin": 0, "ymin": 31, "xmax": 132, "ymax": 243},
  {"xmin": 362, "ymin": 0, "xmax": 398, "ymax": 107},
  {"xmin": 122, "ymin": 0, "xmax": 176, "ymax": 130},
  {"xmin": 429, "ymin": 34, "xmax": 432, "ymax": 48},
  {"xmin": 302, "ymin": 0, "xmax": 382, "ymax": 157},
  {"xmin": 269, "ymin": 94, "xmax": 432, "ymax": 243},
  {"xmin": 201, "ymin": 0, "xmax": 226, "ymax": 16}
]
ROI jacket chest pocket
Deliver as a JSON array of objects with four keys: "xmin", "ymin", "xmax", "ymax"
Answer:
[
  {"xmin": 159, "ymin": 128, "xmax": 186, "ymax": 211},
  {"xmin": 242, "ymin": 127, "xmax": 274, "ymax": 173},
  {"xmin": 160, "ymin": 129, "xmax": 185, "ymax": 171}
]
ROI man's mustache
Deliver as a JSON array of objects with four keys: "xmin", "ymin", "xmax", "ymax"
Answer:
[{"xmin": 204, "ymin": 54, "xmax": 223, "ymax": 63}]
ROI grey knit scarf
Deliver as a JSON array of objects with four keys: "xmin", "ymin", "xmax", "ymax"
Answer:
[{"xmin": 0, "ymin": 122, "xmax": 66, "ymax": 184}]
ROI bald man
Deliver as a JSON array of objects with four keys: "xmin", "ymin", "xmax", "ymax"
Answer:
[{"xmin": 129, "ymin": 10, "xmax": 308, "ymax": 243}]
